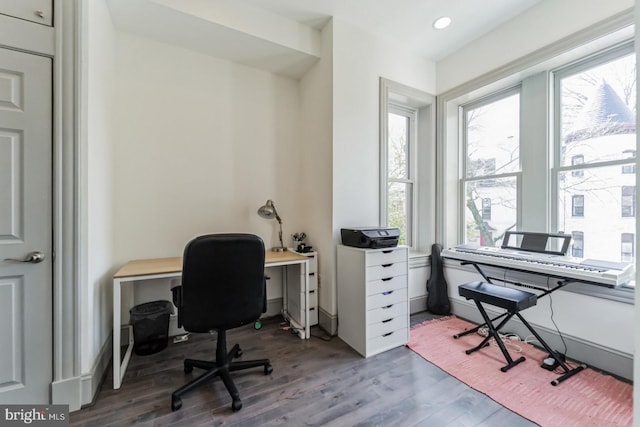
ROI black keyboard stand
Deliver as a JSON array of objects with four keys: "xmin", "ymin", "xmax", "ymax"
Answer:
[{"xmin": 454, "ymin": 262, "xmax": 586, "ymax": 386}]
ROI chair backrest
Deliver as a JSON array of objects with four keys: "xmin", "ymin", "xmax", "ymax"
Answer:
[{"xmin": 179, "ymin": 233, "xmax": 266, "ymax": 332}]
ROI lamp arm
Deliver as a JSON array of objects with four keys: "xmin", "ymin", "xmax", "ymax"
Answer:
[{"xmin": 272, "ymin": 206, "xmax": 282, "ymax": 224}]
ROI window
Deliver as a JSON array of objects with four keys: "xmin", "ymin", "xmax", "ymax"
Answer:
[
  {"xmin": 572, "ymin": 195, "xmax": 584, "ymax": 217},
  {"xmin": 386, "ymin": 107, "xmax": 415, "ymax": 246},
  {"xmin": 482, "ymin": 198, "xmax": 492, "ymax": 220},
  {"xmin": 380, "ymin": 78, "xmax": 435, "ymax": 252},
  {"xmin": 438, "ymin": 22, "xmax": 636, "ymax": 299},
  {"xmin": 462, "ymin": 90, "xmax": 520, "ymax": 246},
  {"xmin": 621, "ymin": 233, "xmax": 634, "ymax": 262},
  {"xmin": 622, "ymin": 150, "xmax": 636, "ymax": 174},
  {"xmin": 555, "ymin": 43, "xmax": 636, "ymax": 264},
  {"xmin": 572, "ymin": 231, "xmax": 584, "ymax": 257},
  {"xmin": 621, "ymin": 186, "xmax": 635, "ymax": 217},
  {"xmin": 571, "ymin": 155, "xmax": 584, "ymax": 177}
]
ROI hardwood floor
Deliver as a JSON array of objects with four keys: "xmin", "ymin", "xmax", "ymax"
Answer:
[{"xmin": 70, "ymin": 313, "xmax": 536, "ymax": 426}]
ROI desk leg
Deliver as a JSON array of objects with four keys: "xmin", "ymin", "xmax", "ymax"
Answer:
[
  {"xmin": 282, "ymin": 261, "xmax": 310, "ymax": 339},
  {"xmin": 303, "ymin": 260, "xmax": 309, "ymax": 339},
  {"xmin": 113, "ymin": 278, "xmax": 135, "ymax": 389},
  {"xmin": 113, "ymin": 278, "xmax": 122, "ymax": 389}
]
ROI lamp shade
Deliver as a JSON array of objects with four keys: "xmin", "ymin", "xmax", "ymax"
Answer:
[
  {"xmin": 257, "ymin": 200, "xmax": 285, "ymax": 251},
  {"xmin": 257, "ymin": 200, "xmax": 281, "ymax": 224}
]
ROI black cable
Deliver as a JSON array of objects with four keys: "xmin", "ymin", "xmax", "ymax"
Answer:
[{"xmin": 547, "ymin": 276, "xmax": 568, "ymax": 356}]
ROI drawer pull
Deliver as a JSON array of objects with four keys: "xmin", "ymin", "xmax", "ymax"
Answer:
[
  {"xmin": 382, "ymin": 304, "xmax": 394, "ymax": 309},
  {"xmin": 308, "ymin": 255, "xmax": 315, "ymax": 258},
  {"xmin": 382, "ymin": 332, "xmax": 394, "ymax": 337},
  {"xmin": 381, "ymin": 277, "xmax": 393, "ymax": 281},
  {"xmin": 382, "ymin": 263, "xmax": 393, "ymax": 268},
  {"xmin": 382, "ymin": 290, "xmax": 394, "ymax": 295},
  {"xmin": 309, "ymin": 290, "xmax": 315, "ymax": 294},
  {"xmin": 309, "ymin": 307, "xmax": 316, "ymax": 311},
  {"xmin": 309, "ymin": 272, "xmax": 316, "ymax": 276},
  {"xmin": 382, "ymin": 318, "xmax": 393, "ymax": 323},
  {"xmin": 382, "ymin": 250, "xmax": 393, "ymax": 254}
]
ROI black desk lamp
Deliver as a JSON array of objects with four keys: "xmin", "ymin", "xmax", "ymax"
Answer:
[{"xmin": 257, "ymin": 200, "xmax": 286, "ymax": 252}]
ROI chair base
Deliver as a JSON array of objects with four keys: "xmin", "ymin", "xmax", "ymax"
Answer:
[{"xmin": 171, "ymin": 331, "xmax": 272, "ymax": 412}]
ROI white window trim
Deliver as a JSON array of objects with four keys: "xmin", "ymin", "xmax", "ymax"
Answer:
[
  {"xmin": 379, "ymin": 78, "xmax": 436, "ymax": 254},
  {"xmin": 385, "ymin": 104, "xmax": 417, "ymax": 246},
  {"xmin": 460, "ymin": 87, "xmax": 523, "ymax": 244},
  {"xmin": 435, "ymin": 13, "xmax": 635, "ymax": 302},
  {"xmin": 436, "ymin": 14, "xmax": 633, "ymax": 247}
]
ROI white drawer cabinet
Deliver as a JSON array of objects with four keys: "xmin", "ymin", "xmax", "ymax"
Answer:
[
  {"xmin": 1, "ymin": 0, "xmax": 53, "ymax": 26},
  {"xmin": 337, "ymin": 245, "xmax": 409, "ymax": 357}
]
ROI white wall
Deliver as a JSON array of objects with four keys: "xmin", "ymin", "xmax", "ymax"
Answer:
[
  {"xmin": 299, "ymin": 21, "xmax": 334, "ymax": 319},
  {"xmin": 331, "ymin": 18, "xmax": 436, "ymax": 319},
  {"xmin": 82, "ymin": 0, "xmax": 116, "ymax": 374},
  {"xmin": 112, "ymin": 33, "xmax": 305, "ymax": 265},
  {"xmin": 437, "ymin": 0, "xmax": 634, "ymax": 93}
]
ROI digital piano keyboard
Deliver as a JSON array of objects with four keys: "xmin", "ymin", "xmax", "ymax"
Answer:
[{"xmin": 442, "ymin": 245, "xmax": 635, "ymax": 288}]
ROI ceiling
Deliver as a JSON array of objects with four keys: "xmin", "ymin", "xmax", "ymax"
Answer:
[
  {"xmin": 107, "ymin": 0, "xmax": 543, "ymax": 78},
  {"xmin": 240, "ymin": 0, "xmax": 542, "ymax": 61}
]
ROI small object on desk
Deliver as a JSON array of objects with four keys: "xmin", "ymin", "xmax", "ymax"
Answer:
[
  {"xmin": 257, "ymin": 199, "xmax": 287, "ymax": 251},
  {"xmin": 292, "ymin": 232, "xmax": 308, "ymax": 252}
]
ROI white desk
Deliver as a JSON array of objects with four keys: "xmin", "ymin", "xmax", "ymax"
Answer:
[{"xmin": 112, "ymin": 251, "xmax": 309, "ymax": 390}]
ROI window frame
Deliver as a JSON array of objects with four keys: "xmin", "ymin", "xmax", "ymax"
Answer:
[
  {"xmin": 460, "ymin": 87, "xmax": 522, "ymax": 246},
  {"xmin": 551, "ymin": 40, "xmax": 636, "ymax": 231},
  {"xmin": 379, "ymin": 78, "xmax": 436, "ymax": 254},
  {"xmin": 385, "ymin": 105, "xmax": 417, "ymax": 247},
  {"xmin": 435, "ymin": 18, "xmax": 635, "ymax": 302}
]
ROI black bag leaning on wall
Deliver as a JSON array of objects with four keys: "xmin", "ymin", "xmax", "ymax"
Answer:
[{"xmin": 426, "ymin": 243, "xmax": 451, "ymax": 315}]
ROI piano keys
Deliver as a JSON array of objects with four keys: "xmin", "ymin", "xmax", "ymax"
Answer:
[{"xmin": 443, "ymin": 245, "xmax": 634, "ymax": 288}]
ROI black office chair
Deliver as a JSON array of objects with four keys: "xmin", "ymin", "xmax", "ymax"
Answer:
[{"xmin": 170, "ymin": 233, "xmax": 273, "ymax": 412}]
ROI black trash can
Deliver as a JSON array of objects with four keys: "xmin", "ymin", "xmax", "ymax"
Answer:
[{"xmin": 129, "ymin": 300, "xmax": 174, "ymax": 356}]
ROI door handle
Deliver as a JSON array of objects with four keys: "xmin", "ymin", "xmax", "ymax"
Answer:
[{"xmin": 4, "ymin": 251, "xmax": 45, "ymax": 264}]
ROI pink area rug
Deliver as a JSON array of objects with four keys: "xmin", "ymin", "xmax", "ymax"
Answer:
[{"xmin": 407, "ymin": 316, "xmax": 632, "ymax": 427}]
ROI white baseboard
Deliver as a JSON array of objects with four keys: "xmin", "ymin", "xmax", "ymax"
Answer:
[
  {"xmin": 318, "ymin": 307, "xmax": 337, "ymax": 336},
  {"xmin": 51, "ymin": 377, "xmax": 82, "ymax": 412},
  {"xmin": 410, "ymin": 296, "xmax": 427, "ymax": 314}
]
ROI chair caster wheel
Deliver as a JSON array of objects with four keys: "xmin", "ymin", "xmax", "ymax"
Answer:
[
  {"xmin": 171, "ymin": 396, "xmax": 182, "ymax": 412},
  {"xmin": 184, "ymin": 363, "xmax": 193, "ymax": 374},
  {"xmin": 264, "ymin": 363, "xmax": 273, "ymax": 375},
  {"xmin": 232, "ymin": 399, "xmax": 243, "ymax": 412},
  {"xmin": 236, "ymin": 348, "xmax": 243, "ymax": 358}
]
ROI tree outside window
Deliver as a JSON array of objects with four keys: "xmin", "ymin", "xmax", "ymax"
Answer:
[
  {"xmin": 463, "ymin": 91, "xmax": 520, "ymax": 247},
  {"xmin": 387, "ymin": 109, "xmax": 415, "ymax": 246},
  {"xmin": 556, "ymin": 49, "xmax": 636, "ymax": 263}
]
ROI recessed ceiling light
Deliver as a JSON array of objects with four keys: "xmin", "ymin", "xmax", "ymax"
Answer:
[{"xmin": 433, "ymin": 16, "xmax": 451, "ymax": 30}]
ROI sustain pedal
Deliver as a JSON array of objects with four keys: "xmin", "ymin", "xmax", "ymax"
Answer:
[{"xmin": 541, "ymin": 351, "xmax": 565, "ymax": 370}]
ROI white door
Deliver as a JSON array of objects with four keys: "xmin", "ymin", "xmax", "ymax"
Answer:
[{"xmin": 0, "ymin": 47, "xmax": 52, "ymax": 404}]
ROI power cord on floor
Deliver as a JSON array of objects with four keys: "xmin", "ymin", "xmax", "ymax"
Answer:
[{"xmin": 477, "ymin": 325, "xmax": 524, "ymax": 353}]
